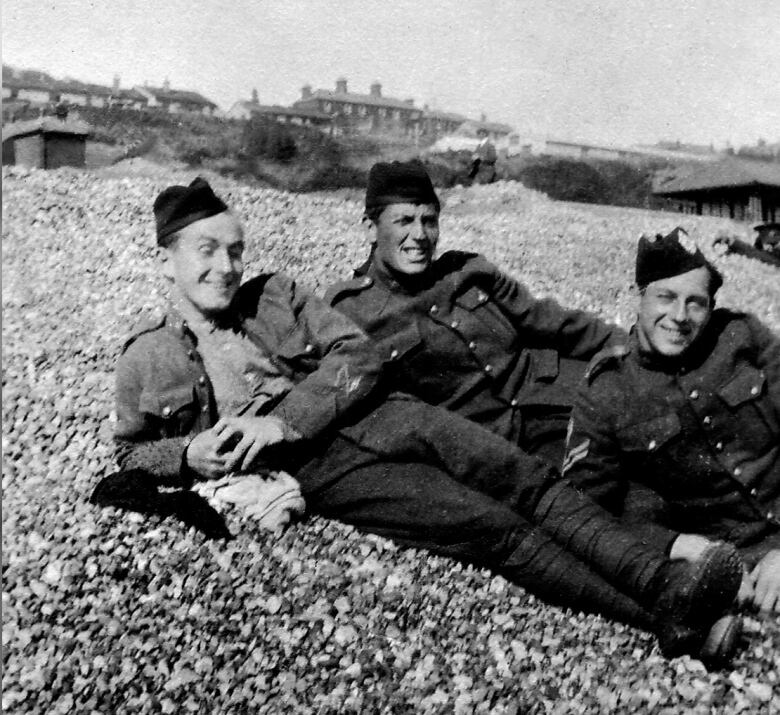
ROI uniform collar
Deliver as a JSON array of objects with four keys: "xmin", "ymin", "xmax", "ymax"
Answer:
[{"xmin": 166, "ymin": 295, "xmax": 242, "ymax": 339}]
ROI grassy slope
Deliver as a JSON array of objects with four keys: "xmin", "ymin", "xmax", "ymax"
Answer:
[{"xmin": 2, "ymin": 167, "xmax": 779, "ymax": 714}]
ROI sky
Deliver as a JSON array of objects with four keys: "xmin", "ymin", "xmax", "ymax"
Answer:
[{"xmin": 3, "ymin": 0, "xmax": 778, "ymax": 148}]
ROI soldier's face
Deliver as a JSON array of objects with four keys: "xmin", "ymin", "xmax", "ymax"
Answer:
[
  {"xmin": 371, "ymin": 203, "xmax": 439, "ymax": 276},
  {"xmin": 160, "ymin": 211, "xmax": 244, "ymax": 318},
  {"xmin": 637, "ymin": 267, "xmax": 713, "ymax": 357}
]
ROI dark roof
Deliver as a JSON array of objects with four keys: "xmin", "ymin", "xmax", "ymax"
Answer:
[
  {"xmin": 654, "ymin": 159, "xmax": 780, "ymax": 195},
  {"xmin": 295, "ymin": 89, "xmax": 421, "ymax": 112},
  {"xmin": 141, "ymin": 86, "xmax": 217, "ymax": 107},
  {"xmin": 462, "ymin": 118, "xmax": 514, "ymax": 134},
  {"xmin": 58, "ymin": 79, "xmax": 113, "ymax": 97},
  {"xmin": 2, "ymin": 67, "xmax": 58, "ymax": 91},
  {"xmin": 2, "ymin": 116, "xmax": 91, "ymax": 142},
  {"xmin": 234, "ymin": 101, "xmax": 330, "ymax": 121}
]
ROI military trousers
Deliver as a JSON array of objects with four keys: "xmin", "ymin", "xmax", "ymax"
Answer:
[{"xmin": 292, "ymin": 395, "xmax": 667, "ymax": 630}]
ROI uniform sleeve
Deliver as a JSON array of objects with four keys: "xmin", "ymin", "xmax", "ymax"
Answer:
[
  {"xmin": 563, "ymin": 380, "xmax": 680, "ymax": 553},
  {"xmin": 269, "ymin": 281, "xmax": 383, "ymax": 440},
  {"xmin": 489, "ymin": 264, "xmax": 624, "ymax": 359},
  {"xmin": 114, "ymin": 345, "xmax": 193, "ymax": 486},
  {"xmin": 748, "ymin": 314, "xmax": 780, "ymax": 413}
]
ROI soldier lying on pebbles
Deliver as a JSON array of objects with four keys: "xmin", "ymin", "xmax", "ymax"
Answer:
[
  {"xmin": 96, "ymin": 176, "xmax": 744, "ymax": 664},
  {"xmin": 563, "ymin": 228, "xmax": 780, "ymax": 614}
]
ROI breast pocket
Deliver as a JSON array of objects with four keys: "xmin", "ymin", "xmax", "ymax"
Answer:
[
  {"xmin": 454, "ymin": 286, "xmax": 517, "ymax": 352},
  {"xmin": 139, "ymin": 384, "xmax": 198, "ymax": 437},
  {"xmin": 616, "ymin": 412, "xmax": 682, "ymax": 454},
  {"xmin": 718, "ymin": 366, "xmax": 774, "ymax": 452}
]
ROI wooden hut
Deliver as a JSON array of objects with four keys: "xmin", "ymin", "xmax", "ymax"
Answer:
[
  {"xmin": 653, "ymin": 159, "xmax": 780, "ymax": 223},
  {"xmin": 2, "ymin": 115, "xmax": 91, "ymax": 169}
]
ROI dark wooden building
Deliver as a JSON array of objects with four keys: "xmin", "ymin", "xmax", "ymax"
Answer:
[
  {"xmin": 2, "ymin": 116, "xmax": 91, "ymax": 169},
  {"xmin": 654, "ymin": 159, "xmax": 780, "ymax": 223}
]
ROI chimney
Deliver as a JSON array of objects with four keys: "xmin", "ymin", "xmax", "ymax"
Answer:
[
  {"xmin": 301, "ymin": 84, "xmax": 312, "ymax": 100},
  {"xmin": 335, "ymin": 77, "xmax": 347, "ymax": 94},
  {"xmin": 251, "ymin": 88, "xmax": 259, "ymax": 104},
  {"xmin": 112, "ymin": 74, "xmax": 120, "ymax": 92},
  {"xmin": 163, "ymin": 78, "xmax": 170, "ymax": 91},
  {"xmin": 370, "ymin": 82, "xmax": 382, "ymax": 98}
]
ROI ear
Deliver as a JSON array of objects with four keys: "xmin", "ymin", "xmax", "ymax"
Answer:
[
  {"xmin": 364, "ymin": 217, "xmax": 378, "ymax": 246},
  {"xmin": 157, "ymin": 246, "xmax": 176, "ymax": 281}
]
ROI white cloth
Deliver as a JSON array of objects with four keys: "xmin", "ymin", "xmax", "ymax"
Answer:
[{"xmin": 193, "ymin": 471, "xmax": 305, "ymax": 531}]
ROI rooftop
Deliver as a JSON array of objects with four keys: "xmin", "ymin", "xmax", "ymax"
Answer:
[
  {"xmin": 296, "ymin": 88, "xmax": 420, "ymax": 112},
  {"xmin": 654, "ymin": 159, "xmax": 780, "ymax": 195},
  {"xmin": 2, "ymin": 116, "xmax": 92, "ymax": 142}
]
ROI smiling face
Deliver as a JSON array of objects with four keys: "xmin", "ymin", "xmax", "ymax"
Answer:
[
  {"xmin": 637, "ymin": 266, "xmax": 714, "ymax": 358},
  {"xmin": 370, "ymin": 202, "xmax": 440, "ymax": 276},
  {"xmin": 160, "ymin": 211, "xmax": 244, "ymax": 319}
]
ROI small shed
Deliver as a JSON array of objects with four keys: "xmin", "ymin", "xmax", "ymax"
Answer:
[
  {"xmin": 653, "ymin": 159, "xmax": 780, "ymax": 223},
  {"xmin": 2, "ymin": 115, "xmax": 91, "ymax": 169}
]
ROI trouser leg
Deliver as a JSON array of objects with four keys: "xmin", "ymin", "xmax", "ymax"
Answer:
[
  {"xmin": 300, "ymin": 452, "xmax": 653, "ymax": 630},
  {"xmin": 324, "ymin": 397, "xmax": 670, "ymax": 608}
]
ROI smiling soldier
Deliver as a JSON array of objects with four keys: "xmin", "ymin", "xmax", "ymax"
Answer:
[{"xmin": 563, "ymin": 228, "xmax": 780, "ymax": 613}]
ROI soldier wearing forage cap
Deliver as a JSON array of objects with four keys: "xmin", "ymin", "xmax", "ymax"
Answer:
[
  {"xmin": 563, "ymin": 228, "xmax": 780, "ymax": 613},
  {"xmin": 97, "ymin": 176, "xmax": 751, "ymax": 663}
]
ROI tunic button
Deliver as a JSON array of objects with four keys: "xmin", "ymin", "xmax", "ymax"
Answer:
[
  {"xmin": 510, "ymin": 398, "xmax": 518, "ymax": 407},
  {"xmin": 390, "ymin": 349, "xmax": 399, "ymax": 359},
  {"xmin": 648, "ymin": 439, "xmax": 657, "ymax": 450},
  {"xmin": 450, "ymin": 320, "xmax": 459, "ymax": 329},
  {"xmin": 734, "ymin": 467, "xmax": 742, "ymax": 477},
  {"xmin": 430, "ymin": 305, "xmax": 438, "ymax": 314},
  {"xmin": 198, "ymin": 376, "xmax": 207, "ymax": 386},
  {"xmin": 162, "ymin": 406, "xmax": 172, "ymax": 417},
  {"xmin": 305, "ymin": 343, "xmax": 314, "ymax": 353},
  {"xmin": 750, "ymin": 488, "xmax": 758, "ymax": 497},
  {"xmin": 750, "ymin": 385, "xmax": 760, "ymax": 396},
  {"xmin": 689, "ymin": 390, "xmax": 699, "ymax": 400},
  {"xmin": 468, "ymin": 341, "xmax": 477, "ymax": 350},
  {"xmin": 187, "ymin": 350, "xmax": 195, "ymax": 359},
  {"xmin": 702, "ymin": 416, "xmax": 712, "ymax": 426},
  {"xmin": 768, "ymin": 512, "xmax": 775, "ymax": 520},
  {"xmin": 362, "ymin": 277, "xmax": 373, "ymax": 287},
  {"xmin": 484, "ymin": 364, "xmax": 493, "ymax": 374},
  {"xmin": 202, "ymin": 406, "xmax": 209, "ymax": 413},
  {"xmin": 477, "ymin": 291, "xmax": 487, "ymax": 302},
  {"xmin": 715, "ymin": 441, "xmax": 723, "ymax": 451}
]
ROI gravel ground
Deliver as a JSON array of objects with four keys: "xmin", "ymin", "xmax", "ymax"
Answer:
[{"xmin": 3, "ymin": 165, "xmax": 779, "ymax": 714}]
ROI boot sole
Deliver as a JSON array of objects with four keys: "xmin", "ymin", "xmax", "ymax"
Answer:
[
  {"xmin": 682, "ymin": 542, "xmax": 743, "ymax": 626},
  {"xmin": 699, "ymin": 614, "xmax": 742, "ymax": 667}
]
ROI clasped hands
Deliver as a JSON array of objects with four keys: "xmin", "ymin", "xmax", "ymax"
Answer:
[{"xmin": 185, "ymin": 416, "xmax": 286, "ymax": 479}]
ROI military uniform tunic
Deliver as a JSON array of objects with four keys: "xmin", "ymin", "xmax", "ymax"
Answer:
[
  {"xmin": 564, "ymin": 310, "xmax": 780, "ymax": 564},
  {"xmin": 326, "ymin": 251, "xmax": 620, "ymax": 461}
]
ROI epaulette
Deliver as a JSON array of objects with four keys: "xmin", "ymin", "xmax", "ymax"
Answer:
[
  {"xmin": 324, "ymin": 275, "xmax": 376, "ymax": 306},
  {"xmin": 121, "ymin": 314, "xmax": 167, "ymax": 353},
  {"xmin": 585, "ymin": 344, "xmax": 630, "ymax": 384}
]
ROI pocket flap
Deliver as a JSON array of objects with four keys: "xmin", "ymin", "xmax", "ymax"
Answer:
[
  {"xmin": 719, "ymin": 366, "xmax": 766, "ymax": 407},
  {"xmin": 381, "ymin": 322, "xmax": 422, "ymax": 363},
  {"xmin": 139, "ymin": 385, "xmax": 196, "ymax": 417},
  {"xmin": 617, "ymin": 412, "xmax": 682, "ymax": 451},
  {"xmin": 530, "ymin": 349, "xmax": 560, "ymax": 380},
  {"xmin": 454, "ymin": 286, "xmax": 490, "ymax": 311}
]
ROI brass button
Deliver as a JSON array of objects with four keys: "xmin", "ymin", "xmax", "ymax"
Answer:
[
  {"xmin": 430, "ymin": 305, "xmax": 438, "ymax": 314},
  {"xmin": 201, "ymin": 406, "xmax": 209, "ymax": 413},
  {"xmin": 484, "ymin": 364, "xmax": 493, "ymax": 374},
  {"xmin": 648, "ymin": 439, "xmax": 657, "ymax": 450},
  {"xmin": 468, "ymin": 341, "xmax": 477, "ymax": 350},
  {"xmin": 198, "ymin": 376, "xmax": 207, "ymax": 386},
  {"xmin": 162, "ymin": 406, "xmax": 172, "ymax": 417},
  {"xmin": 702, "ymin": 416, "xmax": 712, "ymax": 426},
  {"xmin": 750, "ymin": 385, "xmax": 760, "ymax": 396},
  {"xmin": 689, "ymin": 390, "xmax": 699, "ymax": 400},
  {"xmin": 768, "ymin": 512, "xmax": 775, "ymax": 520},
  {"xmin": 305, "ymin": 343, "xmax": 314, "ymax": 353},
  {"xmin": 450, "ymin": 320, "xmax": 459, "ymax": 329},
  {"xmin": 750, "ymin": 488, "xmax": 758, "ymax": 497},
  {"xmin": 734, "ymin": 467, "xmax": 742, "ymax": 477},
  {"xmin": 390, "ymin": 349, "xmax": 399, "ymax": 359},
  {"xmin": 715, "ymin": 441, "xmax": 723, "ymax": 451},
  {"xmin": 477, "ymin": 291, "xmax": 487, "ymax": 302},
  {"xmin": 510, "ymin": 398, "xmax": 518, "ymax": 407},
  {"xmin": 362, "ymin": 277, "xmax": 373, "ymax": 287}
]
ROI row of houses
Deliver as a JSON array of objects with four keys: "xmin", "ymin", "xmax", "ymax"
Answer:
[
  {"xmin": 228, "ymin": 78, "xmax": 514, "ymax": 141},
  {"xmin": 2, "ymin": 66, "xmax": 217, "ymax": 119}
]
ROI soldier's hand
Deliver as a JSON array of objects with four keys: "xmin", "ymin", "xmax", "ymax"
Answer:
[
  {"xmin": 750, "ymin": 550, "xmax": 780, "ymax": 613},
  {"xmin": 214, "ymin": 416, "xmax": 286, "ymax": 473},
  {"xmin": 185, "ymin": 428, "xmax": 231, "ymax": 480}
]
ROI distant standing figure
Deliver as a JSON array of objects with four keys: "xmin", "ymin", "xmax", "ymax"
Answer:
[{"xmin": 468, "ymin": 136, "xmax": 498, "ymax": 184}]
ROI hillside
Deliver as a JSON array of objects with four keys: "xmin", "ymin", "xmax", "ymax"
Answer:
[{"xmin": 3, "ymin": 166, "xmax": 779, "ymax": 714}]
